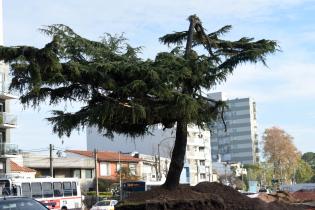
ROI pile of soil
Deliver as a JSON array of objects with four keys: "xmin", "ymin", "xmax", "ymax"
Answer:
[
  {"xmin": 257, "ymin": 191, "xmax": 299, "ymax": 204},
  {"xmin": 292, "ymin": 190, "xmax": 315, "ymax": 203},
  {"xmin": 116, "ymin": 182, "xmax": 306, "ymax": 210}
]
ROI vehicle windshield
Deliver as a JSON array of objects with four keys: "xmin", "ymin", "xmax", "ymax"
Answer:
[
  {"xmin": 96, "ymin": 200, "xmax": 111, "ymax": 206},
  {"xmin": 0, "ymin": 199, "xmax": 48, "ymax": 210}
]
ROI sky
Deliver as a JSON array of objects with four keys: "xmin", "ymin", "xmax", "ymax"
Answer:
[{"xmin": 2, "ymin": 0, "xmax": 315, "ymax": 153}]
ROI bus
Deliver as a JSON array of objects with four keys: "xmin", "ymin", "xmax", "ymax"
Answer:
[{"xmin": 0, "ymin": 177, "xmax": 82, "ymax": 210}]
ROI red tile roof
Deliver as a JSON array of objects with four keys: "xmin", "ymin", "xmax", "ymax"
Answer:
[
  {"xmin": 66, "ymin": 150, "xmax": 140, "ymax": 162},
  {"xmin": 10, "ymin": 161, "xmax": 36, "ymax": 173}
]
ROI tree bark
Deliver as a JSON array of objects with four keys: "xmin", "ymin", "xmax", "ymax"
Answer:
[
  {"xmin": 185, "ymin": 16, "xmax": 195, "ymax": 57},
  {"xmin": 163, "ymin": 120, "xmax": 188, "ymax": 190}
]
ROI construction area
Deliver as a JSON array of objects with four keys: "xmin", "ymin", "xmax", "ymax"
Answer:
[{"xmin": 116, "ymin": 182, "xmax": 315, "ymax": 210}]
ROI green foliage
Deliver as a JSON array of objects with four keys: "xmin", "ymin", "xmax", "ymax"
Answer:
[
  {"xmin": 0, "ymin": 16, "xmax": 278, "ymax": 139},
  {"xmin": 0, "ymin": 16, "xmax": 278, "ymax": 189},
  {"xmin": 244, "ymin": 163, "xmax": 273, "ymax": 186},
  {"xmin": 116, "ymin": 166, "xmax": 140, "ymax": 181},
  {"xmin": 302, "ymin": 152, "xmax": 315, "ymax": 171},
  {"xmin": 97, "ymin": 179, "xmax": 115, "ymax": 192},
  {"xmin": 309, "ymin": 175, "xmax": 315, "ymax": 183},
  {"xmin": 86, "ymin": 191, "xmax": 113, "ymax": 197},
  {"xmin": 295, "ymin": 159, "xmax": 314, "ymax": 183}
]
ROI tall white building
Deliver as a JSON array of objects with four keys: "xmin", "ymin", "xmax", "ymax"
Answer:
[
  {"xmin": 0, "ymin": 0, "xmax": 18, "ymax": 175},
  {"xmin": 185, "ymin": 125, "xmax": 212, "ymax": 185},
  {"xmin": 87, "ymin": 125, "xmax": 212, "ymax": 186},
  {"xmin": 208, "ymin": 92, "xmax": 259, "ymax": 164}
]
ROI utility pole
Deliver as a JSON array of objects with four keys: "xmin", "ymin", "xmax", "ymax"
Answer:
[
  {"xmin": 157, "ymin": 143, "xmax": 161, "ymax": 180},
  {"xmin": 49, "ymin": 144, "xmax": 53, "ymax": 177},
  {"xmin": 119, "ymin": 151, "xmax": 122, "ymax": 201},
  {"xmin": 94, "ymin": 149, "xmax": 99, "ymax": 199},
  {"xmin": 154, "ymin": 155, "xmax": 159, "ymax": 181}
]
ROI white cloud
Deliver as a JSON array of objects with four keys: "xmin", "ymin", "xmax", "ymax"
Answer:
[{"xmin": 214, "ymin": 61, "xmax": 315, "ymax": 103}]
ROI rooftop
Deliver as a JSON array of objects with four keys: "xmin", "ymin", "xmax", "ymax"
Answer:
[{"xmin": 66, "ymin": 150, "xmax": 140, "ymax": 162}]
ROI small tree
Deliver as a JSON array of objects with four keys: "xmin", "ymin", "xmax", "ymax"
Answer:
[
  {"xmin": 295, "ymin": 159, "xmax": 314, "ymax": 183},
  {"xmin": 302, "ymin": 152, "xmax": 315, "ymax": 171},
  {"xmin": 116, "ymin": 166, "xmax": 140, "ymax": 182},
  {"xmin": 0, "ymin": 15, "xmax": 277, "ymax": 190}
]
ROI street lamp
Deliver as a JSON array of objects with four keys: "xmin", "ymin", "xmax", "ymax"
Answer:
[{"xmin": 157, "ymin": 137, "xmax": 175, "ymax": 181}]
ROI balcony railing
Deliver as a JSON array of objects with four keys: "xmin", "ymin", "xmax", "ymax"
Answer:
[
  {"xmin": 0, "ymin": 113, "xmax": 17, "ymax": 128},
  {"xmin": 0, "ymin": 143, "xmax": 20, "ymax": 156},
  {"xmin": 0, "ymin": 79, "xmax": 17, "ymax": 100}
]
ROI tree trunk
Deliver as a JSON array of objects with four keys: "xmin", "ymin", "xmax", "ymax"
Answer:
[
  {"xmin": 163, "ymin": 120, "xmax": 188, "ymax": 190},
  {"xmin": 163, "ymin": 15, "xmax": 195, "ymax": 190},
  {"xmin": 185, "ymin": 16, "xmax": 195, "ymax": 57}
]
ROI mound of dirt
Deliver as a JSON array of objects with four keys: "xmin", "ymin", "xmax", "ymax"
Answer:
[
  {"xmin": 292, "ymin": 191, "xmax": 315, "ymax": 203},
  {"xmin": 116, "ymin": 182, "xmax": 305, "ymax": 210},
  {"xmin": 257, "ymin": 191, "xmax": 299, "ymax": 204}
]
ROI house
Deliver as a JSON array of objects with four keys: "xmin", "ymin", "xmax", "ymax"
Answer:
[
  {"xmin": 8, "ymin": 160, "xmax": 36, "ymax": 179},
  {"xmin": 22, "ymin": 153, "xmax": 95, "ymax": 191},
  {"xmin": 66, "ymin": 150, "xmax": 141, "ymax": 182},
  {"xmin": 21, "ymin": 151, "xmax": 141, "ymax": 191}
]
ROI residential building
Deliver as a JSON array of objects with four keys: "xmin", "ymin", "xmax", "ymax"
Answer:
[
  {"xmin": 66, "ymin": 150, "xmax": 141, "ymax": 183},
  {"xmin": 185, "ymin": 126, "xmax": 212, "ymax": 185},
  {"xmin": 87, "ymin": 125, "xmax": 211, "ymax": 186},
  {"xmin": 137, "ymin": 153, "xmax": 190, "ymax": 184},
  {"xmin": 22, "ymin": 153, "xmax": 95, "ymax": 191},
  {"xmin": 21, "ymin": 151, "xmax": 141, "ymax": 191},
  {"xmin": 208, "ymin": 92, "xmax": 259, "ymax": 164},
  {"xmin": 0, "ymin": 0, "xmax": 18, "ymax": 175},
  {"xmin": 9, "ymin": 161, "xmax": 36, "ymax": 179}
]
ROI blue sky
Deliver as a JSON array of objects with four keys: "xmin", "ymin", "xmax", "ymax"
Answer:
[{"xmin": 3, "ymin": 0, "xmax": 315, "ymax": 153}]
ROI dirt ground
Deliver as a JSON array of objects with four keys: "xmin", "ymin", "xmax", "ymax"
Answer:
[
  {"xmin": 292, "ymin": 190, "xmax": 315, "ymax": 203},
  {"xmin": 256, "ymin": 191, "xmax": 299, "ymax": 203},
  {"xmin": 116, "ymin": 182, "xmax": 307, "ymax": 210}
]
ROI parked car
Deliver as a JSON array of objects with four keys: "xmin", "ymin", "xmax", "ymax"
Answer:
[
  {"xmin": 0, "ymin": 197, "xmax": 49, "ymax": 210},
  {"xmin": 90, "ymin": 200, "xmax": 118, "ymax": 210}
]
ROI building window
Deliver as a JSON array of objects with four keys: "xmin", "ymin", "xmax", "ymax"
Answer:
[
  {"xmin": 0, "ymin": 100, "xmax": 5, "ymax": 112},
  {"xmin": 185, "ymin": 167, "xmax": 190, "ymax": 178},
  {"xmin": 129, "ymin": 163, "xmax": 137, "ymax": 175},
  {"xmin": 199, "ymin": 160, "xmax": 205, "ymax": 166},
  {"xmin": 199, "ymin": 147, "xmax": 205, "ymax": 153},
  {"xmin": 85, "ymin": 169, "xmax": 93, "ymax": 178},
  {"xmin": 100, "ymin": 162, "xmax": 111, "ymax": 176},
  {"xmin": 0, "ymin": 130, "xmax": 5, "ymax": 144},
  {"xmin": 200, "ymin": 173, "xmax": 206, "ymax": 179},
  {"xmin": 73, "ymin": 169, "xmax": 81, "ymax": 178},
  {"xmin": 116, "ymin": 162, "xmax": 121, "ymax": 172}
]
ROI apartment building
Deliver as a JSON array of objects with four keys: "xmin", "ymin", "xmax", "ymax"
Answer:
[
  {"xmin": 185, "ymin": 126, "xmax": 212, "ymax": 185},
  {"xmin": 87, "ymin": 125, "xmax": 212, "ymax": 186},
  {"xmin": 0, "ymin": 0, "xmax": 18, "ymax": 175},
  {"xmin": 208, "ymin": 92, "xmax": 259, "ymax": 164}
]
